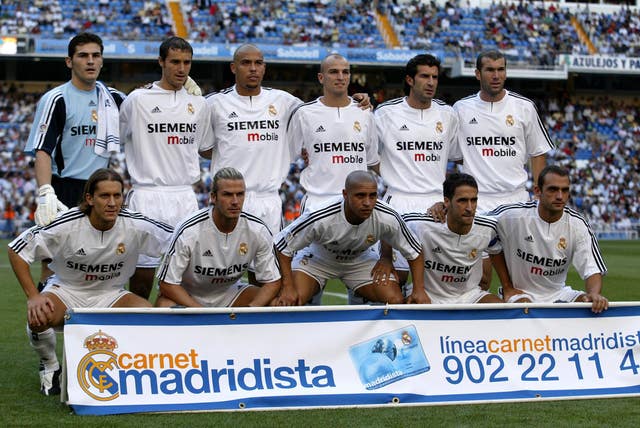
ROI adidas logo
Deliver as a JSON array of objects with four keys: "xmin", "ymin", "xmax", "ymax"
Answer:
[
  {"xmin": 432, "ymin": 246, "xmax": 442, "ymax": 254},
  {"xmin": 202, "ymin": 249, "xmax": 213, "ymax": 257},
  {"xmin": 399, "ymin": 124, "xmax": 409, "ymax": 131},
  {"xmin": 228, "ymin": 112, "xmax": 238, "ymax": 119},
  {"xmin": 315, "ymin": 126, "xmax": 326, "ymax": 133},
  {"xmin": 469, "ymin": 117, "xmax": 478, "ymax": 124},
  {"xmin": 89, "ymin": 100, "xmax": 97, "ymax": 107},
  {"xmin": 151, "ymin": 106, "xmax": 162, "ymax": 113},
  {"xmin": 75, "ymin": 248, "xmax": 86, "ymax": 256},
  {"xmin": 525, "ymin": 235, "xmax": 534, "ymax": 243}
]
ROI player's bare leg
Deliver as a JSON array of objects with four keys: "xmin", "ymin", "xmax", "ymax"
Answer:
[
  {"xmin": 477, "ymin": 293, "xmax": 503, "ymax": 303},
  {"xmin": 113, "ymin": 292, "xmax": 152, "ymax": 308},
  {"xmin": 479, "ymin": 258, "xmax": 493, "ymax": 291},
  {"xmin": 354, "ymin": 282, "xmax": 404, "ymax": 304},
  {"xmin": 231, "ymin": 286, "xmax": 261, "ymax": 306},
  {"xmin": 129, "ymin": 267, "xmax": 155, "ymax": 299},
  {"xmin": 292, "ymin": 271, "xmax": 322, "ymax": 305}
]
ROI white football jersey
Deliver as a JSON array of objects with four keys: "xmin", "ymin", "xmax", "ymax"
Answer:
[
  {"xmin": 375, "ymin": 97, "xmax": 460, "ymax": 195},
  {"xmin": 9, "ymin": 208, "xmax": 173, "ymax": 292},
  {"xmin": 287, "ymin": 98, "xmax": 379, "ymax": 197},
  {"xmin": 120, "ymin": 83, "xmax": 213, "ymax": 186},
  {"xmin": 453, "ymin": 91, "xmax": 554, "ymax": 195},
  {"xmin": 490, "ymin": 201, "xmax": 607, "ymax": 297},
  {"xmin": 157, "ymin": 208, "xmax": 280, "ymax": 303},
  {"xmin": 403, "ymin": 213, "xmax": 501, "ymax": 301},
  {"xmin": 274, "ymin": 197, "xmax": 421, "ymax": 263},
  {"xmin": 206, "ymin": 86, "xmax": 302, "ymax": 194}
]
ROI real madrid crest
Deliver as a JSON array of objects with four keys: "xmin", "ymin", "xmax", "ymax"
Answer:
[
  {"xmin": 116, "ymin": 243, "xmax": 126, "ymax": 255},
  {"xmin": 187, "ymin": 103, "xmax": 195, "ymax": 114},
  {"xmin": 557, "ymin": 237, "xmax": 567, "ymax": 250},
  {"xmin": 353, "ymin": 121, "xmax": 361, "ymax": 132},
  {"xmin": 505, "ymin": 114, "xmax": 514, "ymax": 126},
  {"xmin": 239, "ymin": 243, "xmax": 248, "ymax": 255},
  {"xmin": 39, "ymin": 123, "xmax": 48, "ymax": 133},
  {"xmin": 268, "ymin": 104, "xmax": 277, "ymax": 116},
  {"xmin": 366, "ymin": 234, "xmax": 375, "ymax": 244},
  {"xmin": 91, "ymin": 110, "xmax": 98, "ymax": 122},
  {"xmin": 469, "ymin": 248, "xmax": 478, "ymax": 259},
  {"xmin": 435, "ymin": 121, "xmax": 443, "ymax": 134}
]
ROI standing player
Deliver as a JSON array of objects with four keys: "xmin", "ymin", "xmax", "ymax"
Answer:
[
  {"xmin": 205, "ymin": 44, "xmax": 302, "ymax": 235},
  {"xmin": 453, "ymin": 50, "xmax": 554, "ymax": 289},
  {"xmin": 206, "ymin": 44, "xmax": 371, "ymax": 235},
  {"xmin": 274, "ymin": 171, "xmax": 430, "ymax": 306},
  {"xmin": 287, "ymin": 53, "xmax": 379, "ymax": 214},
  {"xmin": 8, "ymin": 169, "xmax": 173, "ymax": 395},
  {"xmin": 119, "ymin": 36, "xmax": 213, "ymax": 298},
  {"xmin": 25, "ymin": 32, "xmax": 125, "ymax": 284},
  {"xmin": 489, "ymin": 165, "xmax": 608, "ymax": 313},
  {"xmin": 402, "ymin": 173, "xmax": 503, "ymax": 304},
  {"xmin": 374, "ymin": 53, "xmax": 460, "ymax": 289},
  {"xmin": 156, "ymin": 168, "xmax": 281, "ymax": 308}
]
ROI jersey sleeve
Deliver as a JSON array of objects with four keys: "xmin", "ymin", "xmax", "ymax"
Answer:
[
  {"xmin": 25, "ymin": 92, "xmax": 66, "ymax": 155},
  {"xmin": 118, "ymin": 95, "xmax": 134, "ymax": 146},
  {"xmin": 572, "ymin": 221, "xmax": 607, "ymax": 279},
  {"xmin": 381, "ymin": 208, "xmax": 422, "ymax": 261},
  {"xmin": 253, "ymin": 226, "xmax": 281, "ymax": 283},
  {"xmin": 136, "ymin": 216, "xmax": 174, "ymax": 259},
  {"xmin": 446, "ymin": 110, "xmax": 463, "ymax": 161},
  {"xmin": 273, "ymin": 212, "xmax": 318, "ymax": 257},
  {"xmin": 197, "ymin": 101, "xmax": 214, "ymax": 152},
  {"xmin": 364, "ymin": 111, "xmax": 379, "ymax": 167},
  {"xmin": 523, "ymin": 101, "xmax": 554, "ymax": 157},
  {"xmin": 286, "ymin": 107, "xmax": 305, "ymax": 161},
  {"xmin": 8, "ymin": 226, "xmax": 57, "ymax": 264},
  {"xmin": 157, "ymin": 231, "xmax": 191, "ymax": 285}
]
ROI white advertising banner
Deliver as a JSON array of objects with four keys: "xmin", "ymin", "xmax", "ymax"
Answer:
[
  {"xmin": 63, "ymin": 304, "xmax": 640, "ymax": 415},
  {"xmin": 560, "ymin": 54, "xmax": 640, "ymax": 74}
]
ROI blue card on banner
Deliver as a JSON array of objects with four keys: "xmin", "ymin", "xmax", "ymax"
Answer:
[{"xmin": 349, "ymin": 325, "xmax": 430, "ymax": 390}]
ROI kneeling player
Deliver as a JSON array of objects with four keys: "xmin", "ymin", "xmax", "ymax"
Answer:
[
  {"xmin": 274, "ymin": 170, "xmax": 430, "ymax": 306},
  {"xmin": 489, "ymin": 165, "xmax": 608, "ymax": 313},
  {"xmin": 155, "ymin": 168, "xmax": 281, "ymax": 308},
  {"xmin": 402, "ymin": 173, "xmax": 503, "ymax": 304},
  {"xmin": 8, "ymin": 169, "xmax": 173, "ymax": 395}
]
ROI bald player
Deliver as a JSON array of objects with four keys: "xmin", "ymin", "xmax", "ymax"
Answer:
[
  {"xmin": 274, "ymin": 171, "xmax": 429, "ymax": 306},
  {"xmin": 287, "ymin": 53, "xmax": 379, "ymax": 214}
]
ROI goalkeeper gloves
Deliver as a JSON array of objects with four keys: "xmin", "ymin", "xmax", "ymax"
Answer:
[
  {"xmin": 184, "ymin": 76, "xmax": 202, "ymax": 96},
  {"xmin": 35, "ymin": 184, "xmax": 69, "ymax": 226}
]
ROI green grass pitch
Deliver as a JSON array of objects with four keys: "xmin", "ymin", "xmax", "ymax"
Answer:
[{"xmin": 1, "ymin": 240, "xmax": 639, "ymax": 426}]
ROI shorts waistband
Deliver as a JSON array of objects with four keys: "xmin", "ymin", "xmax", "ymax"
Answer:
[
  {"xmin": 131, "ymin": 184, "xmax": 194, "ymax": 193},
  {"xmin": 384, "ymin": 189, "xmax": 440, "ymax": 198}
]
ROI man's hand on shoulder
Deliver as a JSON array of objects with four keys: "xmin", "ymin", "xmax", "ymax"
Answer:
[{"xmin": 35, "ymin": 184, "xmax": 68, "ymax": 226}]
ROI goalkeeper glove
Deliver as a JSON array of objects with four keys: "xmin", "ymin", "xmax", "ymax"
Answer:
[
  {"xmin": 184, "ymin": 76, "xmax": 202, "ymax": 96},
  {"xmin": 35, "ymin": 184, "xmax": 69, "ymax": 226}
]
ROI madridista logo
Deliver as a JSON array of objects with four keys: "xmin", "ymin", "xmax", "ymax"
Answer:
[{"xmin": 77, "ymin": 330, "xmax": 120, "ymax": 401}]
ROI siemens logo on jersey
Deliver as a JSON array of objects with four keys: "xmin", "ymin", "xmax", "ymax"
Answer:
[
  {"xmin": 195, "ymin": 263, "xmax": 249, "ymax": 277},
  {"xmin": 148, "ymin": 123, "xmax": 197, "ymax": 133},
  {"xmin": 467, "ymin": 136, "xmax": 516, "ymax": 146},
  {"xmin": 67, "ymin": 261, "xmax": 124, "ymax": 273},
  {"xmin": 71, "ymin": 125, "xmax": 96, "ymax": 136},
  {"xmin": 516, "ymin": 249, "xmax": 567, "ymax": 267},
  {"xmin": 313, "ymin": 142, "xmax": 365, "ymax": 153},
  {"xmin": 227, "ymin": 120, "xmax": 279, "ymax": 131},
  {"xmin": 396, "ymin": 141, "xmax": 443, "ymax": 151},
  {"xmin": 425, "ymin": 260, "xmax": 471, "ymax": 275}
]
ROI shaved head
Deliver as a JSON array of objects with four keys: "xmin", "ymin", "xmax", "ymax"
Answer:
[
  {"xmin": 320, "ymin": 53, "xmax": 348, "ymax": 73},
  {"xmin": 233, "ymin": 43, "xmax": 262, "ymax": 62},
  {"xmin": 345, "ymin": 170, "xmax": 377, "ymax": 191}
]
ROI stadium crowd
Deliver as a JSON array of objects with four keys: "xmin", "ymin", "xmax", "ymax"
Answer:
[
  {"xmin": 0, "ymin": 83, "xmax": 638, "ymax": 238},
  {"xmin": 2, "ymin": 1, "xmax": 639, "ymax": 62}
]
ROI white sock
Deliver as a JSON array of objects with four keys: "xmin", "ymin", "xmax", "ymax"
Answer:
[{"xmin": 27, "ymin": 325, "xmax": 59, "ymax": 372}]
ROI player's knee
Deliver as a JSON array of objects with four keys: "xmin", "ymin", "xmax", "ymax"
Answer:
[
  {"xmin": 574, "ymin": 293, "xmax": 590, "ymax": 303},
  {"xmin": 385, "ymin": 294, "xmax": 404, "ymax": 305}
]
